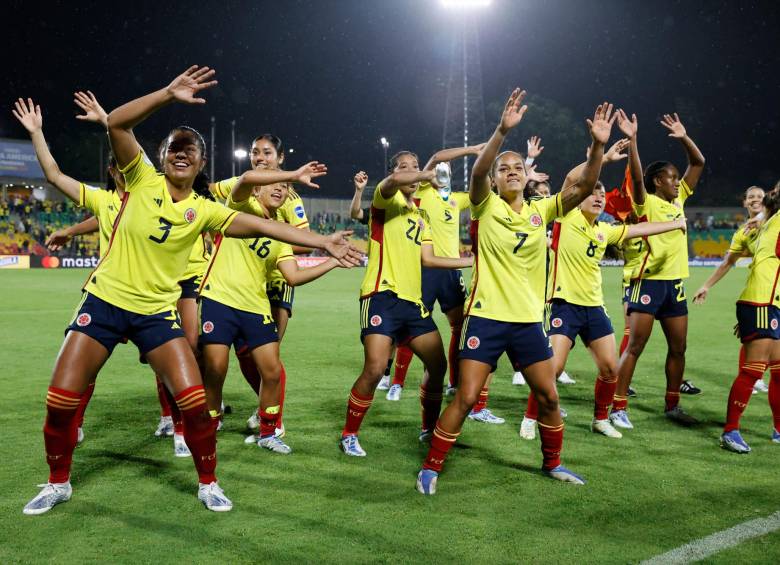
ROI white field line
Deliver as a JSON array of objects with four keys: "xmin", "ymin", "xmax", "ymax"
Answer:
[{"xmin": 641, "ymin": 510, "xmax": 780, "ymax": 564}]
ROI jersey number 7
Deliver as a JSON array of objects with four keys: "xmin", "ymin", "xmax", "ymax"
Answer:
[{"xmin": 513, "ymin": 232, "xmax": 528, "ymax": 254}]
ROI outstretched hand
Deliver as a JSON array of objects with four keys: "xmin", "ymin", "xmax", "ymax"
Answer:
[
  {"xmin": 660, "ymin": 113, "xmax": 686, "ymax": 138},
  {"xmin": 165, "ymin": 65, "xmax": 218, "ymax": 104},
  {"xmin": 527, "ymin": 164, "xmax": 549, "ymax": 183},
  {"xmin": 527, "ymin": 136, "xmax": 544, "ymax": 159},
  {"xmin": 294, "ymin": 161, "xmax": 327, "ymax": 189},
  {"xmin": 586, "ymin": 102, "xmax": 616, "ymax": 145},
  {"xmin": 616, "ymin": 109, "xmax": 638, "ymax": 139},
  {"xmin": 324, "ymin": 230, "xmax": 363, "ymax": 267},
  {"xmin": 45, "ymin": 229, "xmax": 71, "ymax": 251},
  {"xmin": 353, "ymin": 171, "xmax": 368, "ymax": 191},
  {"xmin": 74, "ymin": 91, "xmax": 108, "ymax": 127},
  {"xmin": 12, "ymin": 98, "xmax": 43, "ymax": 133},
  {"xmin": 692, "ymin": 287, "xmax": 708, "ymax": 305},
  {"xmin": 498, "ymin": 88, "xmax": 528, "ymax": 134},
  {"xmin": 604, "ymin": 139, "xmax": 630, "ymax": 163}
]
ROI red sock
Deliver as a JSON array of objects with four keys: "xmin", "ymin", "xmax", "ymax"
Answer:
[
  {"xmin": 619, "ymin": 328, "xmax": 630, "ymax": 357},
  {"xmin": 277, "ymin": 363, "xmax": 287, "ymax": 427},
  {"xmin": 420, "ymin": 384, "xmax": 443, "ymax": 432},
  {"xmin": 471, "ymin": 387, "xmax": 489, "ymax": 413},
  {"xmin": 448, "ymin": 324, "xmax": 462, "ymax": 388},
  {"xmin": 155, "ymin": 376, "xmax": 172, "ymax": 418},
  {"xmin": 767, "ymin": 361, "xmax": 780, "ymax": 432},
  {"xmin": 160, "ymin": 383, "xmax": 183, "ymax": 434},
  {"xmin": 423, "ymin": 424, "xmax": 460, "ymax": 472},
  {"xmin": 525, "ymin": 393, "xmax": 539, "ymax": 420},
  {"xmin": 594, "ymin": 375, "xmax": 618, "ymax": 420},
  {"xmin": 612, "ymin": 394, "xmax": 628, "ymax": 412},
  {"xmin": 175, "ymin": 385, "xmax": 217, "ymax": 484},
  {"xmin": 724, "ymin": 362, "xmax": 766, "ymax": 432},
  {"xmin": 342, "ymin": 387, "xmax": 373, "ymax": 436},
  {"xmin": 44, "ymin": 387, "xmax": 82, "ymax": 483},
  {"xmin": 237, "ymin": 351, "xmax": 261, "ymax": 396},
  {"xmin": 259, "ymin": 406, "xmax": 281, "ymax": 438},
  {"xmin": 538, "ymin": 421, "xmax": 564, "ymax": 470},
  {"xmin": 392, "ymin": 346, "xmax": 414, "ymax": 386},
  {"xmin": 75, "ymin": 381, "xmax": 96, "ymax": 428},
  {"xmin": 664, "ymin": 390, "xmax": 681, "ymax": 412}
]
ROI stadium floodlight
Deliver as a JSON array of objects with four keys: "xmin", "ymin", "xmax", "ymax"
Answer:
[
  {"xmin": 380, "ymin": 137, "xmax": 390, "ymax": 172},
  {"xmin": 233, "ymin": 149, "xmax": 248, "ymax": 159},
  {"xmin": 439, "ymin": 0, "xmax": 492, "ymax": 9}
]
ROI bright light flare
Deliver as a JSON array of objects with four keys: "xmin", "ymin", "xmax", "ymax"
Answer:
[
  {"xmin": 234, "ymin": 149, "xmax": 247, "ymax": 159},
  {"xmin": 380, "ymin": 137, "xmax": 390, "ymax": 148},
  {"xmin": 439, "ymin": 0, "xmax": 492, "ymax": 9}
]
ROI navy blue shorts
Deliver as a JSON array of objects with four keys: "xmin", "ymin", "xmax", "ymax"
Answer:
[
  {"xmin": 178, "ymin": 275, "xmax": 201, "ymax": 300},
  {"xmin": 199, "ymin": 296, "xmax": 278, "ymax": 351},
  {"xmin": 627, "ymin": 278, "xmax": 688, "ymax": 319},
  {"xmin": 458, "ymin": 315, "xmax": 553, "ymax": 372},
  {"xmin": 547, "ymin": 299, "xmax": 614, "ymax": 346},
  {"xmin": 267, "ymin": 280, "xmax": 294, "ymax": 316},
  {"xmin": 622, "ymin": 284, "xmax": 630, "ymax": 304},
  {"xmin": 66, "ymin": 292, "xmax": 184, "ymax": 355},
  {"xmin": 736, "ymin": 303, "xmax": 780, "ymax": 343},
  {"xmin": 421, "ymin": 267, "xmax": 468, "ymax": 313},
  {"xmin": 359, "ymin": 291, "xmax": 437, "ymax": 344}
]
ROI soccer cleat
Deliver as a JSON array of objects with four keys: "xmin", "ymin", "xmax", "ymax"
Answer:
[
  {"xmin": 609, "ymin": 409, "xmax": 634, "ymax": 430},
  {"xmin": 512, "ymin": 371, "xmax": 526, "ymax": 386},
  {"xmin": 386, "ymin": 384, "xmax": 403, "ymax": 401},
  {"xmin": 246, "ymin": 410, "xmax": 259, "ymax": 430},
  {"xmin": 416, "ymin": 469, "xmax": 438, "ymax": 495},
  {"xmin": 544, "ymin": 465, "xmax": 585, "ymax": 485},
  {"xmin": 419, "ymin": 429, "xmax": 433, "ymax": 443},
  {"xmin": 665, "ymin": 406, "xmax": 699, "ymax": 427},
  {"xmin": 560, "ymin": 407, "xmax": 568, "ymax": 419},
  {"xmin": 627, "ymin": 385, "xmax": 637, "ymax": 397},
  {"xmin": 468, "ymin": 408, "xmax": 506, "ymax": 424},
  {"xmin": 340, "ymin": 434, "xmax": 366, "ymax": 457},
  {"xmin": 215, "ymin": 419, "xmax": 224, "ymax": 432},
  {"xmin": 197, "ymin": 481, "xmax": 232, "ymax": 512},
  {"xmin": 557, "ymin": 371, "xmax": 576, "ymax": 385},
  {"xmin": 591, "ymin": 418, "xmax": 623, "ymax": 439},
  {"xmin": 257, "ymin": 435, "xmax": 292, "ymax": 454},
  {"xmin": 275, "ymin": 424, "xmax": 285, "ymax": 438},
  {"xmin": 720, "ymin": 430, "xmax": 751, "ymax": 453},
  {"xmin": 173, "ymin": 433, "xmax": 191, "ymax": 457},
  {"xmin": 76, "ymin": 427, "xmax": 84, "ymax": 445},
  {"xmin": 772, "ymin": 429, "xmax": 780, "ymax": 444},
  {"xmin": 753, "ymin": 379, "xmax": 769, "ymax": 394},
  {"xmin": 154, "ymin": 416, "xmax": 174, "ymax": 437},
  {"xmin": 445, "ymin": 385, "xmax": 457, "ymax": 397},
  {"xmin": 376, "ymin": 375, "xmax": 391, "ymax": 391},
  {"xmin": 680, "ymin": 380, "xmax": 702, "ymax": 395},
  {"xmin": 23, "ymin": 482, "xmax": 72, "ymax": 515},
  {"xmin": 243, "ymin": 434, "xmax": 257, "ymax": 444},
  {"xmin": 519, "ymin": 417, "xmax": 537, "ymax": 440}
]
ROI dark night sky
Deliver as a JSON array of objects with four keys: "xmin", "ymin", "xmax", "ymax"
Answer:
[{"xmin": 4, "ymin": 0, "xmax": 780, "ymax": 203}]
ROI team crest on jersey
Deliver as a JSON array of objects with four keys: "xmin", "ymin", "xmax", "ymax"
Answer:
[
  {"xmin": 294, "ymin": 205, "xmax": 305, "ymax": 219},
  {"xmin": 772, "ymin": 319, "xmax": 779, "ymax": 331},
  {"xmin": 640, "ymin": 294, "xmax": 652, "ymax": 305},
  {"xmin": 370, "ymin": 315, "xmax": 383, "ymax": 327},
  {"xmin": 551, "ymin": 317, "xmax": 563, "ymax": 328},
  {"xmin": 184, "ymin": 208, "xmax": 197, "ymax": 223},
  {"xmin": 76, "ymin": 313, "xmax": 92, "ymax": 327},
  {"xmin": 530, "ymin": 214, "xmax": 543, "ymax": 227},
  {"xmin": 202, "ymin": 321, "xmax": 214, "ymax": 334},
  {"xmin": 466, "ymin": 336, "xmax": 480, "ymax": 350}
]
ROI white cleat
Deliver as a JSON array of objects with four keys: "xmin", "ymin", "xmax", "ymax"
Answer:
[
  {"xmin": 23, "ymin": 482, "xmax": 72, "ymax": 515},
  {"xmin": 198, "ymin": 481, "xmax": 232, "ymax": 512},
  {"xmin": 591, "ymin": 418, "xmax": 623, "ymax": 438},
  {"xmin": 257, "ymin": 435, "xmax": 292, "ymax": 454},
  {"xmin": 215, "ymin": 420, "xmax": 224, "ymax": 432},
  {"xmin": 609, "ymin": 410, "xmax": 634, "ymax": 430},
  {"xmin": 173, "ymin": 433, "xmax": 191, "ymax": 458},
  {"xmin": 154, "ymin": 416, "xmax": 174, "ymax": 437},
  {"xmin": 512, "ymin": 371, "xmax": 526, "ymax": 386},
  {"xmin": 519, "ymin": 417, "xmax": 537, "ymax": 440},
  {"xmin": 557, "ymin": 371, "xmax": 576, "ymax": 385},
  {"xmin": 468, "ymin": 408, "xmax": 506, "ymax": 424},
  {"xmin": 386, "ymin": 384, "xmax": 403, "ymax": 401},
  {"xmin": 753, "ymin": 379, "xmax": 769, "ymax": 394},
  {"xmin": 377, "ymin": 375, "xmax": 391, "ymax": 391},
  {"xmin": 246, "ymin": 410, "xmax": 259, "ymax": 430},
  {"xmin": 76, "ymin": 427, "xmax": 85, "ymax": 445},
  {"xmin": 275, "ymin": 423, "xmax": 285, "ymax": 438}
]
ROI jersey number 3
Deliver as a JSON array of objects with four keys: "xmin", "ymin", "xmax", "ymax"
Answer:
[{"xmin": 149, "ymin": 218, "xmax": 173, "ymax": 244}]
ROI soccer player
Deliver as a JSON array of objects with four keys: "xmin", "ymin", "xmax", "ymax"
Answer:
[
  {"xmin": 200, "ymin": 165, "xmax": 344, "ymax": 455},
  {"xmin": 520, "ymin": 180, "xmax": 686, "ymax": 440},
  {"xmin": 17, "ymin": 66, "xmax": 359, "ymax": 515},
  {"xmin": 339, "ymin": 151, "xmax": 473, "ymax": 457},
  {"xmin": 609, "ymin": 110, "xmax": 705, "ymax": 430},
  {"xmin": 720, "ymin": 183, "xmax": 780, "ymax": 453},
  {"xmin": 416, "ymin": 91, "xmax": 618, "ymax": 494}
]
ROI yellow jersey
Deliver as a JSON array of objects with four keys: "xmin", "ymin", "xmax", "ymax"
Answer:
[
  {"xmin": 278, "ymin": 187, "xmax": 309, "ymax": 229},
  {"xmin": 360, "ymin": 185, "xmax": 432, "ymax": 304},
  {"xmin": 200, "ymin": 196, "xmax": 294, "ymax": 315},
  {"xmin": 633, "ymin": 180, "xmax": 691, "ymax": 280},
  {"xmin": 548, "ymin": 209, "xmax": 627, "ymax": 307},
  {"xmin": 728, "ymin": 222, "xmax": 760, "ymax": 257},
  {"xmin": 738, "ymin": 212, "xmax": 780, "ymax": 306},
  {"xmin": 79, "ymin": 183, "xmax": 122, "ymax": 257},
  {"xmin": 211, "ymin": 177, "xmax": 236, "ymax": 202},
  {"xmin": 84, "ymin": 151, "xmax": 238, "ymax": 315},
  {"xmin": 413, "ymin": 183, "xmax": 470, "ymax": 258},
  {"xmin": 622, "ymin": 236, "xmax": 645, "ymax": 288},
  {"xmin": 180, "ymin": 234, "xmax": 210, "ymax": 283},
  {"xmin": 466, "ymin": 192, "xmax": 562, "ymax": 323}
]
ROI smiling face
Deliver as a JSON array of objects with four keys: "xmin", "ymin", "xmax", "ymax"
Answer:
[
  {"xmin": 743, "ymin": 186, "xmax": 765, "ymax": 217},
  {"xmin": 580, "ymin": 184, "xmax": 606, "ymax": 218},
  {"xmin": 162, "ymin": 129, "xmax": 205, "ymax": 186},
  {"xmin": 393, "ymin": 152, "xmax": 420, "ymax": 195},
  {"xmin": 256, "ymin": 183, "xmax": 290, "ymax": 214},
  {"xmin": 491, "ymin": 151, "xmax": 527, "ymax": 198},
  {"xmin": 251, "ymin": 136, "xmax": 284, "ymax": 170}
]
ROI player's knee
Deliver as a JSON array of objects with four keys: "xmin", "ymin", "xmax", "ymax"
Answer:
[
  {"xmin": 599, "ymin": 363, "xmax": 619, "ymax": 381},
  {"xmin": 627, "ymin": 336, "xmax": 648, "ymax": 356},
  {"xmin": 457, "ymin": 388, "xmax": 480, "ymax": 411},
  {"xmin": 361, "ymin": 360, "xmax": 387, "ymax": 383},
  {"xmin": 535, "ymin": 389, "xmax": 559, "ymax": 413},
  {"xmin": 668, "ymin": 341, "xmax": 686, "ymax": 358}
]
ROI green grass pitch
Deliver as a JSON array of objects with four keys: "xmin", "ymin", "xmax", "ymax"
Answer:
[{"xmin": 1, "ymin": 267, "xmax": 779, "ymax": 563}]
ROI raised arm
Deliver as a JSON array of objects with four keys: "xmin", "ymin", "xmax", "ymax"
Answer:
[
  {"xmin": 421, "ymin": 244, "xmax": 473, "ymax": 269},
  {"xmin": 350, "ymin": 171, "xmax": 368, "ymax": 220},
  {"xmin": 378, "ymin": 169, "xmax": 438, "ymax": 200},
  {"xmin": 616, "ymin": 109, "xmax": 645, "ymax": 205},
  {"xmin": 559, "ymin": 103, "xmax": 616, "ymax": 214},
  {"xmin": 74, "ymin": 91, "xmax": 108, "ymax": 128},
  {"xmin": 231, "ymin": 161, "xmax": 326, "ymax": 203},
  {"xmin": 625, "ymin": 218, "xmax": 686, "ymax": 240},
  {"xmin": 278, "ymin": 257, "xmax": 342, "ymax": 286},
  {"xmin": 423, "ymin": 143, "xmax": 486, "ymax": 171},
  {"xmin": 107, "ymin": 65, "xmax": 217, "ymax": 168},
  {"xmin": 471, "ymin": 88, "xmax": 528, "ymax": 205},
  {"xmin": 12, "ymin": 98, "xmax": 80, "ymax": 202},
  {"xmin": 45, "ymin": 216, "xmax": 99, "ymax": 251},
  {"xmin": 525, "ymin": 136, "xmax": 544, "ymax": 166},
  {"xmin": 692, "ymin": 252, "xmax": 743, "ymax": 304},
  {"xmin": 660, "ymin": 113, "xmax": 705, "ymax": 189}
]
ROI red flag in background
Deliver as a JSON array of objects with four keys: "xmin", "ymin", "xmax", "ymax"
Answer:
[{"xmin": 604, "ymin": 164, "xmax": 634, "ymax": 221}]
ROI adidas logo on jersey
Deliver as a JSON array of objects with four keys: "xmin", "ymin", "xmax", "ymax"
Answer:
[{"xmin": 154, "ymin": 198, "xmax": 163, "ymax": 207}]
